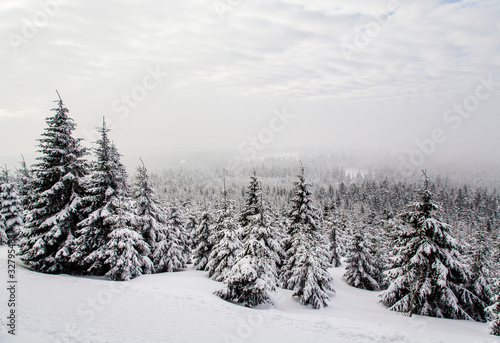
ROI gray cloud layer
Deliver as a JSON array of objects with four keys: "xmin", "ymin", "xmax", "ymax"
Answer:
[{"xmin": 1, "ymin": 0, "xmax": 499, "ymax": 167}]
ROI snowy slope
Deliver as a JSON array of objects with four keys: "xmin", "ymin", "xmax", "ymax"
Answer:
[{"xmin": 0, "ymin": 246, "xmax": 495, "ymax": 343}]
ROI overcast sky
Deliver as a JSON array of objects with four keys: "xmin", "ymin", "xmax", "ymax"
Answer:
[{"xmin": 1, "ymin": 0, "xmax": 500, "ymax": 170}]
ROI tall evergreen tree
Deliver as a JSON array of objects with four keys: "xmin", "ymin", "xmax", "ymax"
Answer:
[
  {"xmin": 71, "ymin": 119, "xmax": 139, "ymax": 276},
  {"xmin": 192, "ymin": 210, "xmax": 213, "ymax": 271},
  {"xmin": 168, "ymin": 206, "xmax": 191, "ymax": 264},
  {"xmin": 239, "ymin": 171, "xmax": 261, "ymax": 229},
  {"xmin": 380, "ymin": 172, "xmax": 488, "ymax": 321},
  {"xmin": 132, "ymin": 161, "xmax": 188, "ymax": 273},
  {"xmin": 343, "ymin": 229, "xmax": 381, "ymax": 291},
  {"xmin": 18, "ymin": 94, "xmax": 88, "ymax": 273},
  {"xmin": 133, "ymin": 160, "xmax": 170, "ymax": 272},
  {"xmin": 280, "ymin": 166, "xmax": 333, "ymax": 309},
  {"xmin": 0, "ymin": 167, "xmax": 23, "ymax": 243},
  {"xmin": 217, "ymin": 176, "xmax": 283, "ymax": 307},
  {"xmin": 207, "ymin": 185, "xmax": 242, "ymax": 282}
]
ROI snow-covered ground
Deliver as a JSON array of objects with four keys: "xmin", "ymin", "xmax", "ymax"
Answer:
[{"xmin": 0, "ymin": 246, "xmax": 495, "ymax": 343}]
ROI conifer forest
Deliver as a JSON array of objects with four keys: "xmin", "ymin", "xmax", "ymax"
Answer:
[{"xmin": 1, "ymin": 97, "xmax": 500, "ymax": 341}]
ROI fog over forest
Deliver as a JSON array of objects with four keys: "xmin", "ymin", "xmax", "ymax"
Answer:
[{"xmin": 1, "ymin": 1, "xmax": 500, "ymax": 342}]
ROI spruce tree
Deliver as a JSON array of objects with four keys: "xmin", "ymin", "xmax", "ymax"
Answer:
[
  {"xmin": 380, "ymin": 171, "xmax": 488, "ymax": 321},
  {"xmin": 324, "ymin": 212, "xmax": 342, "ymax": 267},
  {"xmin": 283, "ymin": 231, "xmax": 334, "ymax": 309},
  {"xmin": 486, "ymin": 279, "xmax": 500, "ymax": 336},
  {"xmin": 167, "ymin": 206, "xmax": 191, "ymax": 264},
  {"xmin": 87, "ymin": 196, "xmax": 153, "ymax": 281},
  {"xmin": 184, "ymin": 213, "xmax": 198, "ymax": 250},
  {"xmin": 207, "ymin": 185, "xmax": 242, "ymax": 282},
  {"xmin": 192, "ymin": 210, "xmax": 213, "ymax": 270},
  {"xmin": 15, "ymin": 155, "xmax": 33, "ymax": 213},
  {"xmin": 239, "ymin": 171, "xmax": 261, "ymax": 229},
  {"xmin": 216, "ymin": 176, "xmax": 283, "ymax": 307},
  {"xmin": 71, "ymin": 119, "xmax": 143, "ymax": 276},
  {"xmin": 466, "ymin": 227, "xmax": 493, "ymax": 321},
  {"xmin": 0, "ymin": 214, "xmax": 6, "ymax": 245},
  {"xmin": 18, "ymin": 94, "xmax": 88, "ymax": 273},
  {"xmin": 133, "ymin": 160, "xmax": 169, "ymax": 271},
  {"xmin": 280, "ymin": 166, "xmax": 333, "ymax": 309},
  {"xmin": 153, "ymin": 210, "xmax": 189, "ymax": 273},
  {"xmin": 343, "ymin": 229, "xmax": 381, "ymax": 291},
  {"xmin": 0, "ymin": 167, "xmax": 23, "ymax": 243},
  {"xmin": 364, "ymin": 223, "xmax": 388, "ymax": 289}
]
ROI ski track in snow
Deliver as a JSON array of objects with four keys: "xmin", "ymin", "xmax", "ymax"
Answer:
[{"xmin": 0, "ymin": 247, "xmax": 495, "ymax": 343}]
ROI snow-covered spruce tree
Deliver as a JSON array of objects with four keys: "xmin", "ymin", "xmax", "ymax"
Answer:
[
  {"xmin": 192, "ymin": 210, "xmax": 213, "ymax": 270},
  {"xmin": 239, "ymin": 171, "xmax": 262, "ymax": 230},
  {"xmin": 240, "ymin": 172, "xmax": 284, "ymax": 268},
  {"xmin": 133, "ymin": 160, "xmax": 170, "ymax": 272},
  {"xmin": 379, "ymin": 172, "xmax": 488, "ymax": 321},
  {"xmin": 184, "ymin": 213, "xmax": 198, "ymax": 250},
  {"xmin": 0, "ymin": 215, "xmax": 6, "ymax": 244},
  {"xmin": 15, "ymin": 155, "xmax": 33, "ymax": 214},
  {"xmin": 87, "ymin": 197, "xmax": 153, "ymax": 281},
  {"xmin": 364, "ymin": 223, "xmax": 388, "ymax": 289},
  {"xmin": 18, "ymin": 94, "xmax": 88, "ymax": 273},
  {"xmin": 323, "ymin": 211, "xmax": 342, "ymax": 268},
  {"xmin": 280, "ymin": 166, "xmax": 333, "ymax": 309},
  {"xmin": 167, "ymin": 206, "xmax": 191, "ymax": 264},
  {"xmin": 283, "ymin": 231, "xmax": 334, "ymax": 309},
  {"xmin": 71, "ymin": 119, "xmax": 148, "ymax": 276},
  {"xmin": 486, "ymin": 279, "xmax": 500, "ymax": 336},
  {"xmin": 0, "ymin": 167, "xmax": 23, "ymax": 243},
  {"xmin": 207, "ymin": 185, "xmax": 243, "ymax": 282},
  {"xmin": 153, "ymin": 208, "xmax": 189, "ymax": 273},
  {"xmin": 216, "ymin": 179, "xmax": 283, "ymax": 307},
  {"xmin": 465, "ymin": 227, "xmax": 493, "ymax": 320},
  {"xmin": 343, "ymin": 229, "xmax": 381, "ymax": 291}
]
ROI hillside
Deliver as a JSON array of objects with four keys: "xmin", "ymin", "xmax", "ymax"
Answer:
[{"xmin": 0, "ymin": 246, "xmax": 491, "ymax": 343}]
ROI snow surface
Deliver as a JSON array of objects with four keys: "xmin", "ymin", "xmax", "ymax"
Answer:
[{"xmin": 0, "ymin": 246, "xmax": 496, "ymax": 343}]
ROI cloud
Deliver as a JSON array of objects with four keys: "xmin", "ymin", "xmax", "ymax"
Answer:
[{"xmin": 1, "ymin": 0, "xmax": 499, "ymax": 163}]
